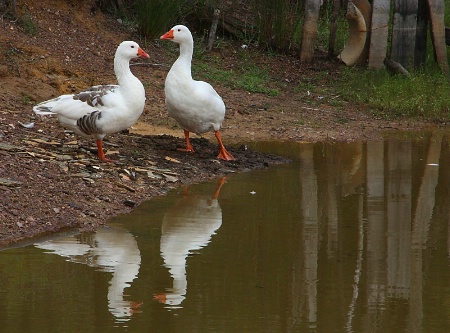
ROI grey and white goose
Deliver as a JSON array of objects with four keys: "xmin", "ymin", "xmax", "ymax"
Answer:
[{"xmin": 33, "ymin": 41, "xmax": 150, "ymax": 162}]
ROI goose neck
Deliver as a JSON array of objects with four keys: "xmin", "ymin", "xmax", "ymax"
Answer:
[
  {"xmin": 179, "ymin": 41, "xmax": 193, "ymax": 63},
  {"xmin": 114, "ymin": 56, "xmax": 134, "ymax": 86}
]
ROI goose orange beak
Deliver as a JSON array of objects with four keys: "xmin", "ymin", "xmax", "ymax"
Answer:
[
  {"xmin": 160, "ymin": 29, "xmax": 174, "ymax": 40},
  {"xmin": 137, "ymin": 47, "xmax": 150, "ymax": 59}
]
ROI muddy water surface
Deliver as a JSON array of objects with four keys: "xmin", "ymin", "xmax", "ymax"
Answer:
[{"xmin": 1, "ymin": 134, "xmax": 450, "ymax": 332}]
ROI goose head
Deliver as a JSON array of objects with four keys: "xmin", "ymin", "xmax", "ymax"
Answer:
[
  {"xmin": 116, "ymin": 41, "xmax": 150, "ymax": 60},
  {"xmin": 160, "ymin": 25, "xmax": 192, "ymax": 44}
]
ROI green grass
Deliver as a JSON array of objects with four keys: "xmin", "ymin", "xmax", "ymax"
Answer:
[
  {"xmin": 192, "ymin": 55, "xmax": 279, "ymax": 96},
  {"xmin": 336, "ymin": 67, "xmax": 450, "ymax": 120}
]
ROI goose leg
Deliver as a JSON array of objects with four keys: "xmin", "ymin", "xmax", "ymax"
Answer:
[
  {"xmin": 96, "ymin": 140, "xmax": 114, "ymax": 163},
  {"xmin": 215, "ymin": 131, "xmax": 235, "ymax": 161},
  {"xmin": 212, "ymin": 177, "xmax": 227, "ymax": 199},
  {"xmin": 177, "ymin": 129, "xmax": 195, "ymax": 152}
]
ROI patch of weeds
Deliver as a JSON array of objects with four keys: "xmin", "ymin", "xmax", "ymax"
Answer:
[
  {"xmin": 19, "ymin": 14, "xmax": 39, "ymax": 35},
  {"xmin": 327, "ymin": 94, "xmax": 344, "ymax": 108},
  {"xmin": 22, "ymin": 95, "xmax": 33, "ymax": 105},
  {"xmin": 336, "ymin": 66, "xmax": 450, "ymax": 121},
  {"xmin": 2, "ymin": 47, "xmax": 22, "ymax": 76},
  {"xmin": 295, "ymin": 80, "xmax": 315, "ymax": 93},
  {"xmin": 194, "ymin": 61, "xmax": 233, "ymax": 82},
  {"xmin": 233, "ymin": 64, "xmax": 278, "ymax": 96}
]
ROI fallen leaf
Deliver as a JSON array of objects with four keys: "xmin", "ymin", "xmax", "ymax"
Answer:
[
  {"xmin": 18, "ymin": 121, "xmax": 35, "ymax": 128},
  {"xmin": 163, "ymin": 173, "xmax": 179, "ymax": 183},
  {"xmin": 105, "ymin": 150, "xmax": 120, "ymax": 156},
  {"xmin": 82, "ymin": 177, "xmax": 95, "ymax": 184},
  {"xmin": 31, "ymin": 138, "xmax": 61, "ymax": 145},
  {"xmin": 120, "ymin": 174, "xmax": 131, "ymax": 181},
  {"xmin": 147, "ymin": 171, "xmax": 162, "ymax": 179},
  {"xmin": 113, "ymin": 181, "xmax": 136, "ymax": 192},
  {"xmin": 165, "ymin": 156, "xmax": 181, "ymax": 163},
  {"xmin": 134, "ymin": 167, "xmax": 149, "ymax": 173}
]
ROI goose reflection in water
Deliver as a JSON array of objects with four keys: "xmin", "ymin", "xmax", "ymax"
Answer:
[
  {"xmin": 154, "ymin": 177, "xmax": 226, "ymax": 308},
  {"xmin": 34, "ymin": 225, "xmax": 141, "ymax": 322}
]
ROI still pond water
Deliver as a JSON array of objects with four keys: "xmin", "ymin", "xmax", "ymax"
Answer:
[{"xmin": 1, "ymin": 134, "xmax": 450, "ymax": 333}]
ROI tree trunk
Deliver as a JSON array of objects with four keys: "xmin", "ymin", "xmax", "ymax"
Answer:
[
  {"xmin": 427, "ymin": 0, "xmax": 449, "ymax": 75},
  {"xmin": 300, "ymin": 0, "xmax": 322, "ymax": 63},
  {"xmin": 328, "ymin": 0, "xmax": 341, "ymax": 57},
  {"xmin": 368, "ymin": 0, "xmax": 390, "ymax": 69},
  {"xmin": 391, "ymin": 0, "xmax": 418, "ymax": 68},
  {"xmin": 415, "ymin": 0, "xmax": 428, "ymax": 68},
  {"xmin": 206, "ymin": 9, "xmax": 221, "ymax": 51}
]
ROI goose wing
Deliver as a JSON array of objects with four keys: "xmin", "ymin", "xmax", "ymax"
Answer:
[{"xmin": 33, "ymin": 84, "xmax": 120, "ymax": 120}]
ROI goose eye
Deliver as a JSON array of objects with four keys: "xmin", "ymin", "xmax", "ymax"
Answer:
[
  {"xmin": 177, "ymin": 29, "xmax": 181, "ymax": 32},
  {"xmin": 131, "ymin": 45, "xmax": 135, "ymax": 48}
]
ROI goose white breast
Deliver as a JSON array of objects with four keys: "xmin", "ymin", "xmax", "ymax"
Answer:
[{"xmin": 33, "ymin": 41, "xmax": 150, "ymax": 162}]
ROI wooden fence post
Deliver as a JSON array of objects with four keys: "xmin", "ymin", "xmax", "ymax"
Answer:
[
  {"xmin": 368, "ymin": 0, "xmax": 390, "ymax": 68},
  {"xmin": 427, "ymin": 0, "xmax": 449, "ymax": 75},
  {"xmin": 300, "ymin": 0, "xmax": 321, "ymax": 63},
  {"xmin": 391, "ymin": 0, "xmax": 418, "ymax": 68}
]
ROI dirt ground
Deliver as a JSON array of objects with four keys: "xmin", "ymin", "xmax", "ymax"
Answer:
[{"xmin": 0, "ymin": 0, "xmax": 433, "ymax": 247}]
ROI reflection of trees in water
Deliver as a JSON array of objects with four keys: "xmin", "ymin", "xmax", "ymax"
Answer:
[
  {"xmin": 287, "ymin": 136, "xmax": 447, "ymax": 332},
  {"xmin": 35, "ymin": 225, "xmax": 141, "ymax": 322}
]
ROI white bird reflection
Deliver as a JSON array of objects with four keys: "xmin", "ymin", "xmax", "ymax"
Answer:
[
  {"xmin": 34, "ymin": 225, "xmax": 141, "ymax": 322},
  {"xmin": 154, "ymin": 178, "xmax": 226, "ymax": 308}
]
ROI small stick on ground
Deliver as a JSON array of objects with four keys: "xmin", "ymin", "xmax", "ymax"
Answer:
[{"xmin": 384, "ymin": 58, "xmax": 411, "ymax": 77}]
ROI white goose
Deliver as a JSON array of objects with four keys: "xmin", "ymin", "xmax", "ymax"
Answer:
[
  {"xmin": 160, "ymin": 25, "xmax": 235, "ymax": 161},
  {"xmin": 33, "ymin": 41, "xmax": 150, "ymax": 162}
]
